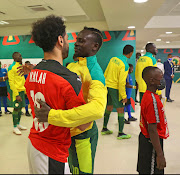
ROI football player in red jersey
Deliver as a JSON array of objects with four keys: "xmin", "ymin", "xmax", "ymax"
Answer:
[{"xmin": 25, "ymin": 15, "xmax": 87, "ymax": 174}]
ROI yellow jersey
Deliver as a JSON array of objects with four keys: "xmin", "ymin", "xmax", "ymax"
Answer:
[
  {"xmin": 8, "ymin": 61, "xmax": 25, "ymax": 101},
  {"xmin": 135, "ymin": 52, "xmax": 157, "ymax": 93},
  {"xmin": 104, "ymin": 55, "xmax": 129, "ymax": 100}
]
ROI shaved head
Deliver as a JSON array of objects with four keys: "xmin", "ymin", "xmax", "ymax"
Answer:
[
  {"xmin": 145, "ymin": 43, "xmax": 158, "ymax": 55},
  {"xmin": 12, "ymin": 52, "xmax": 22, "ymax": 62},
  {"xmin": 142, "ymin": 66, "xmax": 163, "ymax": 85}
]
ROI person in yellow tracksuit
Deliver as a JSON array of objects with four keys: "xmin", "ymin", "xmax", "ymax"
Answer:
[
  {"xmin": 101, "ymin": 45, "xmax": 134, "ymax": 140},
  {"xmin": 34, "ymin": 27, "xmax": 107, "ymax": 174},
  {"xmin": 8, "ymin": 52, "xmax": 27, "ymax": 135},
  {"xmin": 135, "ymin": 43, "xmax": 161, "ymax": 103}
]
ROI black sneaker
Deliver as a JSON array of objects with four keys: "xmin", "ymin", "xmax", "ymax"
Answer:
[
  {"xmin": 0, "ymin": 114, "xmax": 2, "ymax": 117},
  {"xmin": 128, "ymin": 117, "xmax": 137, "ymax": 122},
  {"xmin": 169, "ymin": 99, "xmax": 174, "ymax": 102},
  {"xmin": 124, "ymin": 119, "xmax": 130, "ymax": 124},
  {"xmin": 0, "ymin": 111, "xmax": 2, "ymax": 115},
  {"xmin": 5, "ymin": 110, "xmax": 12, "ymax": 114},
  {"xmin": 25, "ymin": 111, "xmax": 31, "ymax": 117},
  {"xmin": 167, "ymin": 99, "xmax": 173, "ymax": 102}
]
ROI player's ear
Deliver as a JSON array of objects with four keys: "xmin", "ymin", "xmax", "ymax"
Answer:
[
  {"xmin": 92, "ymin": 42, "xmax": 99, "ymax": 52},
  {"xmin": 57, "ymin": 35, "xmax": 64, "ymax": 48}
]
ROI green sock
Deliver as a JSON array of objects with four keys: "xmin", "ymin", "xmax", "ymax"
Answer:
[
  {"xmin": 118, "ymin": 113, "xmax": 124, "ymax": 133},
  {"xmin": 12, "ymin": 110, "xmax": 19, "ymax": 127},
  {"xmin": 18, "ymin": 110, "xmax": 22, "ymax": 124},
  {"xmin": 103, "ymin": 110, "xmax": 111, "ymax": 128}
]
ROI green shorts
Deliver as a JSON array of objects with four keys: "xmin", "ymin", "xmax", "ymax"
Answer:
[
  {"xmin": 139, "ymin": 92, "xmax": 145, "ymax": 104},
  {"xmin": 107, "ymin": 88, "xmax": 124, "ymax": 108},
  {"xmin": 68, "ymin": 121, "xmax": 98, "ymax": 174},
  {"xmin": 13, "ymin": 91, "xmax": 26, "ymax": 109}
]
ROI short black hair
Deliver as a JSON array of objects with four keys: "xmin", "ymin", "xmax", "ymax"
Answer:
[
  {"xmin": 142, "ymin": 66, "xmax": 158, "ymax": 81},
  {"xmin": 136, "ymin": 52, "xmax": 141, "ymax": 58},
  {"xmin": 83, "ymin": 27, "xmax": 103, "ymax": 50},
  {"xmin": 25, "ymin": 61, "xmax": 30, "ymax": 64},
  {"xmin": 32, "ymin": 15, "xmax": 66, "ymax": 52},
  {"xmin": 145, "ymin": 43, "xmax": 154, "ymax": 51},
  {"xmin": 123, "ymin": 45, "xmax": 134, "ymax": 55},
  {"xmin": 168, "ymin": 54, "xmax": 172, "ymax": 57},
  {"xmin": 129, "ymin": 64, "xmax": 133, "ymax": 68},
  {"xmin": 12, "ymin": 52, "xmax": 20, "ymax": 59}
]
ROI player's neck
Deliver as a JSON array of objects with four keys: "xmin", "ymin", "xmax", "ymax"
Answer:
[
  {"xmin": 147, "ymin": 86, "xmax": 157, "ymax": 94},
  {"xmin": 44, "ymin": 52, "xmax": 63, "ymax": 65}
]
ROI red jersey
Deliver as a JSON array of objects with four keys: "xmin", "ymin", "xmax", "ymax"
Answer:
[
  {"xmin": 25, "ymin": 60, "xmax": 85, "ymax": 163},
  {"xmin": 140, "ymin": 90, "xmax": 169, "ymax": 139}
]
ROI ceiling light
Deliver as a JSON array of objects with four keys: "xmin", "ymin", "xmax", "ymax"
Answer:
[
  {"xmin": 166, "ymin": 32, "xmax": 172, "ymax": 34},
  {"xmin": 128, "ymin": 26, "xmax": 135, "ymax": 29},
  {"xmin": 134, "ymin": 0, "xmax": 148, "ymax": 3},
  {"xmin": 156, "ymin": 39, "xmax": 161, "ymax": 41},
  {"xmin": 141, "ymin": 50, "xmax": 144, "ymax": 52},
  {"xmin": 166, "ymin": 41, "xmax": 170, "ymax": 43}
]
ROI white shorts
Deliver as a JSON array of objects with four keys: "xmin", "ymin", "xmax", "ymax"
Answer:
[{"xmin": 27, "ymin": 140, "xmax": 70, "ymax": 174}]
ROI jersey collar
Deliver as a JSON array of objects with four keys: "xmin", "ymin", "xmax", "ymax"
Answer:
[
  {"xmin": 121, "ymin": 54, "xmax": 128, "ymax": 61},
  {"xmin": 144, "ymin": 52, "xmax": 154, "ymax": 58},
  {"xmin": 78, "ymin": 55, "xmax": 97, "ymax": 66}
]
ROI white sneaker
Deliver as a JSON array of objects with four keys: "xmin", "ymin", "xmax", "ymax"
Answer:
[
  {"xmin": 17, "ymin": 125, "xmax": 27, "ymax": 130},
  {"xmin": 13, "ymin": 127, "xmax": 22, "ymax": 135}
]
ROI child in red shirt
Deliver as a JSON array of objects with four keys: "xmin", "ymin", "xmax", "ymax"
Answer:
[{"xmin": 137, "ymin": 66, "xmax": 169, "ymax": 174}]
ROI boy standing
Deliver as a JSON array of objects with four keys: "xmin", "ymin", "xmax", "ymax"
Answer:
[
  {"xmin": 124, "ymin": 64, "xmax": 137, "ymax": 123},
  {"xmin": 137, "ymin": 66, "xmax": 169, "ymax": 174}
]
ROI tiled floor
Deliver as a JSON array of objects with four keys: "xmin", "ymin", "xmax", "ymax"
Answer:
[{"xmin": 0, "ymin": 83, "xmax": 179, "ymax": 174}]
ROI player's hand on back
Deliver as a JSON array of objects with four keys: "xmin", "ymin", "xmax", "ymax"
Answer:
[
  {"xmin": 156, "ymin": 154, "xmax": 166, "ymax": 170},
  {"xmin": 35, "ymin": 99, "xmax": 51, "ymax": 122},
  {"xmin": 17, "ymin": 64, "xmax": 34, "ymax": 76}
]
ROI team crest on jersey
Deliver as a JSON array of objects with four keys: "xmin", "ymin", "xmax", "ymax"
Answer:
[{"xmin": 77, "ymin": 75, "xmax": 82, "ymax": 83}]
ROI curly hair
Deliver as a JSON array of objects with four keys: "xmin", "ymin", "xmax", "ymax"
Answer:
[{"xmin": 32, "ymin": 15, "xmax": 66, "ymax": 52}]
